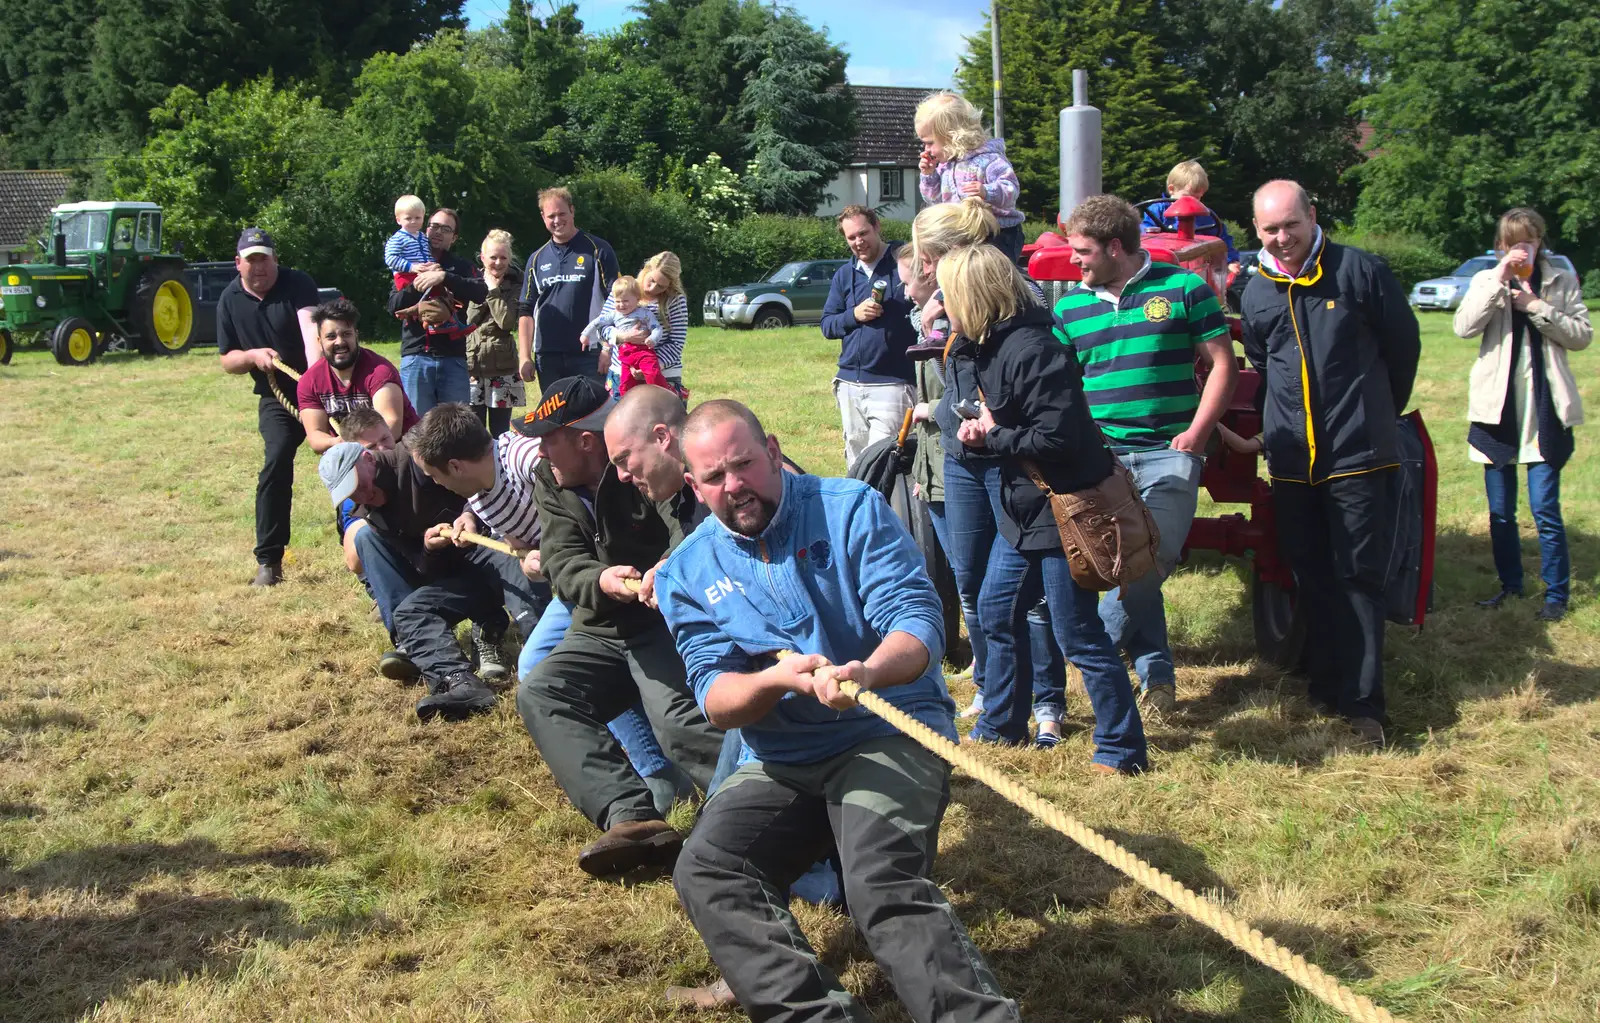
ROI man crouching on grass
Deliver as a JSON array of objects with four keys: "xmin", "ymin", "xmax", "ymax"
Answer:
[{"xmin": 653, "ymin": 400, "xmax": 1019, "ymax": 1022}]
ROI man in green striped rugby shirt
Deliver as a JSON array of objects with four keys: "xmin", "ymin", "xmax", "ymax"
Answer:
[{"xmin": 1053, "ymin": 195, "xmax": 1238, "ymax": 716}]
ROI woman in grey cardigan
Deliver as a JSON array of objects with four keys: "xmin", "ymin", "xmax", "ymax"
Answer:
[{"xmin": 1453, "ymin": 208, "xmax": 1592, "ymax": 621}]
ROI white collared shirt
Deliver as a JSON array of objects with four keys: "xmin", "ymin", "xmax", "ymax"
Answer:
[
  {"xmin": 1257, "ymin": 226, "xmax": 1326, "ymax": 279},
  {"xmin": 1085, "ymin": 252, "xmax": 1153, "ymax": 305}
]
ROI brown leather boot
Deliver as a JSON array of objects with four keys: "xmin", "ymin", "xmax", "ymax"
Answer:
[
  {"xmin": 664, "ymin": 977, "xmax": 736, "ymax": 1010},
  {"xmin": 576, "ymin": 819, "xmax": 682, "ymax": 877}
]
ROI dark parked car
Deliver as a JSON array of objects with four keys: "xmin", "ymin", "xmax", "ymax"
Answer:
[
  {"xmin": 184, "ymin": 261, "xmax": 341, "ymax": 345},
  {"xmin": 703, "ymin": 259, "xmax": 848, "ymax": 329}
]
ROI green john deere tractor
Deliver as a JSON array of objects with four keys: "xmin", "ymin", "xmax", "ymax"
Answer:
[{"xmin": 1, "ymin": 201, "xmax": 196, "ymax": 366}]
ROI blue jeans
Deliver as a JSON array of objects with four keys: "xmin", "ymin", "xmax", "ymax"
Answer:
[
  {"xmin": 975, "ymin": 541, "xmax": 1148, "ymax": 769},
  {"xmin": 517, "ymin": 599, "xmax": 681, "ymax": 781},
  {"xmin": 939, "ymin": 456, "xmax": 1067, "ymax": 720},
  {"xmin": 354, "ymin": 526, "xmax": 423, "ymax": 633},
  {"xmin": 400, "ymin": 353, "xmax": 470, "ymax": 417},
  {"xmin": 1485, "ymin": 462, "xmax": 1569, "ymax": 605},
  {"xmin": 1098, "ymin": 448, "xmax": 1205, "ymax": 691}
]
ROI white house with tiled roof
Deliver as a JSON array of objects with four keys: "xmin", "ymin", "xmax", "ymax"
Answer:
[{"xmin": 815, "ymin": 85, "xmax": 932, "ymax": 222}]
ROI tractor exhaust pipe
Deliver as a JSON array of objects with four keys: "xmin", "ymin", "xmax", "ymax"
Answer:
[
  {"xmin": 1058, "ymin": 69, "xmax": 1101, "ymax": 226},
  {"xmin": 53, "ymin": 231, "xmax": 66, "ymax": 268}
]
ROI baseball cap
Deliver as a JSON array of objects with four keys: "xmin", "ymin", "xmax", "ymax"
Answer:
[
  {"xmin": 319, "ymin": 442, "xmax": 365, "ymax": 507},
  {"xmin": 237, "ymin": 227, "xmax": 276, "ymax": 258},
  {"xmin": 516, "ymin": 376, "xmax": 616, "ymax": 437}
]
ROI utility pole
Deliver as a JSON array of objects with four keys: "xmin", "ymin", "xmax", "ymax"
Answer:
[{"xmin": 990, "ymin": 0, "xmax": 1004, "ymax": 139}]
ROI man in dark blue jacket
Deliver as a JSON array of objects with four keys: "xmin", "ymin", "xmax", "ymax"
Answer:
[
  {"xmin": 1241, "ymin": 179, "xmax": 1421, "ymax": 750},
  {"xmin": 820, "ymin": 205, "xmax": 917, "ymax": 470}
]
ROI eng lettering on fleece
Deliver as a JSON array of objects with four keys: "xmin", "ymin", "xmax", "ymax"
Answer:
[{"xmin": 703, "ymin": 577, "xmax": 747, "ymax": 605}]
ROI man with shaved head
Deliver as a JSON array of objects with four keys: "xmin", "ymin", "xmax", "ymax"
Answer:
[
  {"xmin": 654, "ymin": 400, "xmax": 1019, "ymax": 1022},
  {"xmin": 1241, "ymin": 179, "xmax": 1421, "ymax": 749}
]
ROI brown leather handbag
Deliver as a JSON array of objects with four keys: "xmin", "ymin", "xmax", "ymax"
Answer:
[{"xmin": 1021, "ymin": 457, "xmax": 1161, "ymax": 593}]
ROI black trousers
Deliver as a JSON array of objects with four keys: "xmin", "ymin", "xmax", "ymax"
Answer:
[
  {"xmin": 390, "ymin": 546, "xmax": 514, "ymax": 682},
  {"xmin": 255, "ymin": 396, "xmax": 305, "ymax": 565},
  {"xmin": 1273, "ymin": 469, "xmax": 1396, "ymax": 721},
  {"xmin": 473, "ymin": 403, "xmax": 513, "ymax": 438},
  {"xmin": 535, "ymin": 349, "xmax": 603, "ymax": 392}
]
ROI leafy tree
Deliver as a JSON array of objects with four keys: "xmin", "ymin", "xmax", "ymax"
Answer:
[
  {"xmin": 956, "ymin": 0, "xmax": 1215, "ymax": 222},
  {"xmin": 1353, "ymin": 0, "xmax": 1600, "ymax": 269},
  {"xmin": 106, "ymin": 77, "xmax": 338, "ymax": 261},
  {"xmin": 0, "ymin": 0, "xmax": 466, "ymax": 164},
  {"xmin": 1156, "ymin": 0, "xmax": 1375, "ymax": 226},
  {"xmin": 500, "ymin": 1, "xmax": 586, "ymax": 120},
  {"xmin": 733, "ymin": 8, "xmax": 854, "ymax": 215},
  {"xmin": 547, "ymin": 64, "xmax": 700, "ymax": 186}
]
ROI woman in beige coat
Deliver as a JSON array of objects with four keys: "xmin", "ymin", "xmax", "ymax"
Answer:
[
  {"xmin": 1453, "ymin": 208, "xmax": 1592, "ymax": 620},
  {"xmin": 465, "ymin": 229, "xmax": 525, "ymax": 437}
]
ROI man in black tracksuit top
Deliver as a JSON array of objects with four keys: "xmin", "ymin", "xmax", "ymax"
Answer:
[
  {"xmin": 1241, "ymin": 180, "xmax": 1421, "ymax": 747},
  {"xmin": 516, "ymin": 186, "xmax": 621, "ymax": 390}
]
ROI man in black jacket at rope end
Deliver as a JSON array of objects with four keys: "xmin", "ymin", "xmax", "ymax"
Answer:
[{"xmin": 1240, "ymin": 180, "xmax": 1422, "ymax": 750}]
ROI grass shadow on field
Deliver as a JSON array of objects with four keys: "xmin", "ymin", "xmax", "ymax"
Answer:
[
  {"xmin": 930, "ymin": 784, "xmax": 1376, "ymax": 1021},
  {"xmin": 0, "ymin": 839, "xmax": 336, "ymax": 1022}
]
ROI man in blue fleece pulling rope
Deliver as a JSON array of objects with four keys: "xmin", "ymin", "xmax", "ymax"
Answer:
[{"xmin": 654, "ymin": 399, "xmax": 1018, "ymax": 1023}]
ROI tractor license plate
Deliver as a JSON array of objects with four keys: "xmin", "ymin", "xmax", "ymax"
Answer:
[{"xmin": 0, "ymin": 285, "xmax": 31, "ymax": 295}]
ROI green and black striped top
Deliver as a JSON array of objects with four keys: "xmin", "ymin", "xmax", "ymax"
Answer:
[{"xmin": 1051, "ymin": 260, "xmax": 1229, "ymax": 452}]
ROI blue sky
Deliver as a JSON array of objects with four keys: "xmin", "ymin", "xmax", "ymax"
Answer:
[{"xmin": 460, "ymin": 0, "xmax": 986, "ymax": 89}]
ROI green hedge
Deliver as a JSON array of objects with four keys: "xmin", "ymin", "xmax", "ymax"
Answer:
[
  {"xmin": 1332, "ymin": 229, "xmax": 1458, "ymax": 290},
  {"xmin": 561, "ymin": 168, "xmax": 930, "ymax": 323}
]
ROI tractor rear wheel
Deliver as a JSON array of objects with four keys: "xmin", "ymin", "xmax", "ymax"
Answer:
[
  {"xmin": 0, "ymin": 329, "xmax": 11, "ymax": 365},
  {"xmin": 135, "ymin": 264, "xmax": 195, "ymax": 356},
  {"xmin": 51, "ymin": 317, "xmax": 99, "ymax": 366},
  {"xmin": 1251, "ymin": 567, "xmax": 1306, "ymax": 672}
]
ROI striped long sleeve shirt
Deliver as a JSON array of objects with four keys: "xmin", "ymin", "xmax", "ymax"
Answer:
[{"xmin": 467, "ymin": 432, "xmax": 544, "ymax": 547}]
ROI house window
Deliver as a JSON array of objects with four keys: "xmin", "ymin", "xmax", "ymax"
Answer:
[{"xmin": 880, "ymin": 168, "xmax": 904, "ymax": 202}]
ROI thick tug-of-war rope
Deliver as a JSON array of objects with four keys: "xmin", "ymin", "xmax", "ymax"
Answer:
[
  {"xmin": 268, "ymin": 358, "xmax": 303, "ymax": 421},
  {"xmin": 771, "ymin": 651, "xmax": 1403, "ymax": 1023}
]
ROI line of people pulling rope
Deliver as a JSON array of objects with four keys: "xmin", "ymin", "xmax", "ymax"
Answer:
[{"xmin": 207, "ymin": 168, "xmax": 1589, "ymax": 1019}]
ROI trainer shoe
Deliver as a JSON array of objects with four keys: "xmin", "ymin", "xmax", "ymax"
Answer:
[
  {"xmin": 415, "ymin": 670, "xmax": 497, "ymax": 722},
  {"xmin": 577, "ymin": 818, "xmax": 683, "ymax": 877},
  {"xmin": 1537, "ymin": 601, "xmax": 1568, "ymax": 623},
  {"xmin": 1476, "ymin": 587, "xmax": 1524, "ymax": 609},
  {"xmin": 472, "ymin": 625, "xmax": 509, "ymax": 683}
]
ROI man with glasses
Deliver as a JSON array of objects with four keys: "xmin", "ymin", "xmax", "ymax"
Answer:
[{"xmin": 388, "ymin": 207, "xmax": 486, "ymax": 415}]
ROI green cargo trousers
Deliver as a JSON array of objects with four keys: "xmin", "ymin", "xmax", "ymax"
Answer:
[
  {"xmin": 516, "ymin": 622, "xmax": 725, "ymax": 830},
  {"xmin": 673, "ymin": 735, "xmax": 1020, "ymax": 1022}
]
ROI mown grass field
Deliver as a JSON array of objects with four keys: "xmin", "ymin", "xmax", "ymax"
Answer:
[{"xmin": 2, "ymin": 311, "xmax": 1599, "ymax": 1022}]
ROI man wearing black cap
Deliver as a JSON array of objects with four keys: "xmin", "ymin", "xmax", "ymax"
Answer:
[
  {"xmin": 217, "ymin": 227, "xmax": 323, "ymax": 587},
  {"xmin": 515, "ymin": 375, "xmax": 725, "ymax": 877}
]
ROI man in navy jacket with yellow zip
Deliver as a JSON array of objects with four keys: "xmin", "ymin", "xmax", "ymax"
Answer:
[{"xmin": 1240, "ymin": 180, "xmax": 1420, "ymax": 749}]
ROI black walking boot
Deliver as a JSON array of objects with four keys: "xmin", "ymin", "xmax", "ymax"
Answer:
[{"xmin": 415, "ymin": 670, "xmax": 497, "ymax": 722}]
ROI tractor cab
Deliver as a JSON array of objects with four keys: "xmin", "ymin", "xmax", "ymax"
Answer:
[{"xmin": 0, "ymin": 200, "xmax": 194, "ymax": 366}]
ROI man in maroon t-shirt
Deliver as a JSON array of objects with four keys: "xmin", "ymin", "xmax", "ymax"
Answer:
[{"xmin": 297, "ymin": 298, "xmax": 420, "ymax": 454}]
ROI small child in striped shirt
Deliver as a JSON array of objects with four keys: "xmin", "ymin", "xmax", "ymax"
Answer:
[{"xmin": 384, "ymin": 195, "xmax": 436, "ymax": 290}]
